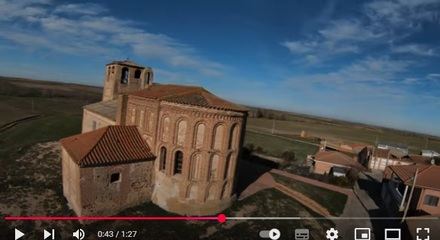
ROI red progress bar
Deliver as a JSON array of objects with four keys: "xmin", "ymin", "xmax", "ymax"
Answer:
[{"xmin": 4, "ymin": 214, "xmax": 227, "ymax": 223}]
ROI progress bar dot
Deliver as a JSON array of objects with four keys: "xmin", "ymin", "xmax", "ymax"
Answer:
[{"xmin": 217, "ymin": 214, "xmax": 226, "ymax": 223}]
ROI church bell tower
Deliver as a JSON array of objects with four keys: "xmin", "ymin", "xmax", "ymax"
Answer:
[{"xmin": 102, "ymin": 60, "xmax": 154, "ymax": 101}]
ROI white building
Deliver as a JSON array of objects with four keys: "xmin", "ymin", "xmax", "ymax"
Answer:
[{"xmin": 422, "ymin": 150, "xmax": 440, "ymax": 158}]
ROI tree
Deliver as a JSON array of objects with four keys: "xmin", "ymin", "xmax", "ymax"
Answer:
[{"xmin": 281, "ymin": 150, "xmax": 296, "ymax": 162}]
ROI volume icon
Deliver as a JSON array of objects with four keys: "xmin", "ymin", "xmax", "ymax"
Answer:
[{"xmin": 73, "ymin": 229, "xmax": 85, "ymax": 240}]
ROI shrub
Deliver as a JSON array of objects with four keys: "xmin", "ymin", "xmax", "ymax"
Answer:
[{"xmin": 281, "ymin": 150, "xmax": 296, "ymax": 162}]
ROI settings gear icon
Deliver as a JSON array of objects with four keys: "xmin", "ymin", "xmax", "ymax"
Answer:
[{"xmin": 326, "ymin": 228, "xmax": 339, "ymax": 240}]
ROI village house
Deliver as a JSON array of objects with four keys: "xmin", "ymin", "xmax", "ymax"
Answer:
[
  {"xmin": 377, "ymin": 142, "xmax": 409, "ymax": 155},
  {"xmin": 369, "ymin": 148, "xmax": 431, "ymax": 171},
  {"xmin": 422, "ymin": 150, "xmax": 440, "ymax": 158},
  {"xmin": 60, "ymin": 60, "xmax": 248, "ymax": 216},
  {"xmin": 307, "ymin": 150, "xmax": 365, "ymax": 177},
  {"xmin": 308, "ymin": 140, "xmax": 371, "ymax": 177},
  {"xmin": 382, "ymin": 165, "xmax": 440, "ymax": 216}
]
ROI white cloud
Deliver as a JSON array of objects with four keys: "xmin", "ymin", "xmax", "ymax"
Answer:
[
  {"xmin": 285, "ymin": 57, "xmax": 411, "ymax": 85},
  {"xmin": 427, "ymin": 73, "xmax": 440, "ymax": 81},
  {"xmin": 365, "ymin": 0, "xmax": 440, "ymax": 27},
  {"xmin": 0, "ymin": 0, "xmax": 49, "ymax": 20},
  {"xmin": 0, "ymin": 0, "xmax": 224, "ymax": 77},
  {"xmin": 54, "ymin": 3, "xmax": 106, "ymax": 15},
  {"xmin": 318, "ymin": 19, "xmax": 384, "ymax": 42},
  {"xmin": 281, "ymin": 20, "xmax": 376, "ymax": 62},
  {"xmin": 392, "ymin": 44, "xmax": 437, "ymax": 56},
  {"xmin": 283, "ymin": 0, "xmax": 440, "ymax": 62},
  {"xmin": 403, "ymin": 77, "xmax": 419, "ymax": 84},
  {"xmin": 282, "ymin": 41, "xmax": 319, "ymax": 54}
]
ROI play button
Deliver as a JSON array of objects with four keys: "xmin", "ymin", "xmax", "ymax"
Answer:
[
  {"xmin": 15, "ymin": 228, "xmax": 25, "ymax": 240},
  {"xmin": 269, "ymin": 228, "xmax": 281, "ymax": 240}
]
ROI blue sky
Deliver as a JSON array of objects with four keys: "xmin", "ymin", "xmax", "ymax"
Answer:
[{"xmin": 0, "ymin": 0, "xmax": 439, "ymax": 136}]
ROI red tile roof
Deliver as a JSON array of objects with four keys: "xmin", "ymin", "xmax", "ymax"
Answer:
[
  {"xmin": 60, "ymin": 126, "xmax": 155, "ymax": 167},
  {"xmin": 314, "ymin": 150, "xmax": 365, "ymax": 170},
  {"xmin": 374, "ymin": 148, "xmax": 410, "ymax": 160},
  {"xmin": 386, "ymin": 165, "xmax": 440, "ymax": 190},
  {"xmin": 409, "ymin": 155, "xmax": 432, "ymax": 165},
  {"xmin": 131, "ymin": 84, "xmax": 247, "ymax": 112}
]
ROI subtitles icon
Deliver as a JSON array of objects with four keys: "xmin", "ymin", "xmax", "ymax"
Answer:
[{"xmin": 295, "ymin": 228, "xmax": 309, "ymax": 240}]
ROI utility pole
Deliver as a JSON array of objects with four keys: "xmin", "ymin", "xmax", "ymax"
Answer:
[{"xmin": 401, "ymin": 168, "xmax": 419, "ymax": 223}]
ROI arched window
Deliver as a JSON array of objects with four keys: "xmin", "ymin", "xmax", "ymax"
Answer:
[
  {"xmin": 174, "ymin": 151, "xmax": 183, "ymax": 175},
  {"xmin": 224, "ymin": 154, "xmax": 232, "ymax": 179},
  {"xmin": 139, "ymin": 110, "xmax": 145, "ymax": 128},
  {"xmin": 194, "ymin": 123, "xmax": 205, "ymax": 149},
  {"xmin": 187, "ymin": 184, "xmax": 197, "ymax": 199},
  {"xmin": 221, "ymin": 182, "xmax": 230, "ymax": 199},
  {"xmin": 134, "ymin": 69, "xmax": 142, "ymax": 79},
  {"xmin": 121, "ymin": 67, "xmax": 129, "ymax": 84},
  {"xmin": 207, "ymin": 185, "xmax": 216, "ymax": 200},
  {"xmin": 209, "ymin": 154, "xmax": 220, "ymax": 180},
  {"xmin": 159, "ymin": 147, "xmax": 167, "ymax": 172},
  {"xmin": 176, "ymin": 120, "xmax": 187, "ymax": 146},
  {"xmin": 131, "ymin": 108, "xmax": 136, "ymax": 124},
  {"xmin": 148, "ymin": 113, "xmax": 154, "ymax": 132},
  {"xmin": 146, "ymin": 72, "xmax": 151, "ymax": 85},
  {"xmin": 213, "ymin": 124, "xmax": 225, "ymax": 150},
  {"xmin": 190, "ymin": 153, "xmax": 201, "ymax": 180},
  {"xmin": 161, "ymin": 116, "xmax": 170, "ymax": 142},
  {"xmin": 228, "ymin": 124, "xmax": 239, "ymax": 150}
]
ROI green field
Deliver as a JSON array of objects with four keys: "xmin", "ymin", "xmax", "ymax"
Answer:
[
  {"xmin": 244, "ymin": 130, "xmax": 319, "ymax": 162},
  {"xmin": 247, "ymin": 117, "xmax": 440, "ymax": 153},
  {"xmin": 0, "ymin": 96, "xmax": 89, "ymax": 159},
  {"xmin": 271, "ymin": 173, "xmax": 348, "ymax": 216}
]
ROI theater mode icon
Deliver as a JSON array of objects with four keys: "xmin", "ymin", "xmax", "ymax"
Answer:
[{"xmin": 385, "ymin": 229, "xmax": 401, "ymax": 240}]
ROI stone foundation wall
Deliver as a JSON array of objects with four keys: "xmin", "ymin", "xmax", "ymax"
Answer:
[
  {"xmin": 62, "ymin": 147, "xmax": 83, "ymax": 216},
  {"xmin": 79, "ymin": 161, "xmax": 154, "ymax": 216}
]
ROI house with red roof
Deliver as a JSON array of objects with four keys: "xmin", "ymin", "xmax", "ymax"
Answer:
[
  {"xmin": 308, "ymin": 150, "xmax": 365, "ymax": 177},
  {"xmin": 382, "ymin": 165, "xmax": 440, "ymax": 216}
]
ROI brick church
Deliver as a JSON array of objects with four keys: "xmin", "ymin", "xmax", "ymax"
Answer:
[{"xmin": 60, "ymin": 60, "xmax": 247, "ymax": 216}]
